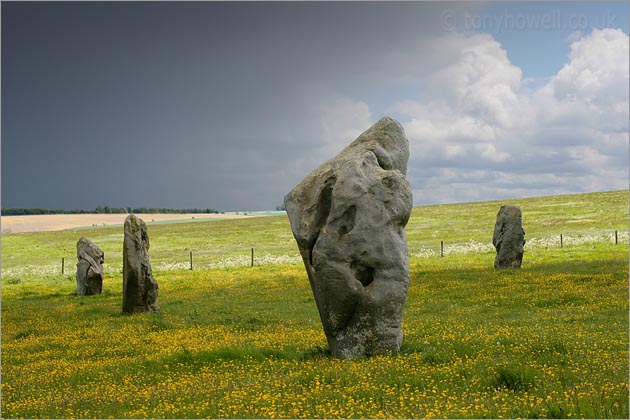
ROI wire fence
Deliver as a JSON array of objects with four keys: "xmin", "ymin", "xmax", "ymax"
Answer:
[
  {"xmin": 411, "ymin": 230, "xmax": 628, "ymax": 258},
  {"xmin": 2, "ymin": 229, "xmax": 627, "ymax": 280}
]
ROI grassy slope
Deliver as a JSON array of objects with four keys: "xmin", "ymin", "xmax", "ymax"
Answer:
[
  {"xmin": 406, "ymin": 189, "xmax": 628, "ymax": 246},
  {"xmin": 1, "ymin": 190, "xmax": 628, "ymax": 418},
  {"xmin": 2, "ymin": 190, "xmax": 628, "ymax": 274}
]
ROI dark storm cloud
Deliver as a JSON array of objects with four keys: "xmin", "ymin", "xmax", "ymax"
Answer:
[
  {"xmin": 3, "ymin": 2, "xmax": 627, "ymax": 211},
  {"xmin": 1, "ymin": 1, "xmax": 451, "ymax": 210}
]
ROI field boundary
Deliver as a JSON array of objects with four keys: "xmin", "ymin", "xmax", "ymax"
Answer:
[
  {"xmin": 2, "ymin": 229, "xmax": 626, "ymax": 279},
  {"xmin": 0, "ymin": 213, "xmax": 257, "ymax": 234}
]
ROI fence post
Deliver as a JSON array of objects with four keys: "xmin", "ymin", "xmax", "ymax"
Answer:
[
  {"xmin": 615, "ymin": 230, "xmax": 618, "ymax": 245},
  {"xmin": 440, "ymin": 240, "xmax": 444, "ymax": 257},
  {"xmin": 190, "ymin": 251, "xmax": 193, "ymax": 270},
  {"xmin": 560, "ymin": 234, "xmax": 563, "ymax": 248},
  {"xmin": 62, "ymin": 257, "xmax": 65, "ymax": 274},
  {"xmin": 251, "ymin": 247, "xmax": 254, "ymax": 267}
]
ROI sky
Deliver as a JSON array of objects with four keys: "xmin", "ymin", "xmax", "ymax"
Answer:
[{"xmin": 2, "ymin": 1, "xmax": 628, "ymax": 211}]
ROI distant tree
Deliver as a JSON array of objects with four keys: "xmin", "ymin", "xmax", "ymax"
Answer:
[{"xmin": 1, "ymin": 205, "xmax": 220, "ymax": 215}]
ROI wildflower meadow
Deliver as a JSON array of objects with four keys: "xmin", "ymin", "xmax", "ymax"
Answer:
[{"xmin": 1, "ymin": 190, "xmax": 628, "ymax": 418}]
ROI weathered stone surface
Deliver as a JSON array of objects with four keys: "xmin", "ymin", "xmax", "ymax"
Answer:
[
  {"xmin": 493, "ymin": 205, "xmax": 525, "ymax": 268},
  {"xmin": 76, "ymin": 237, "xmax": 104, "ymax": 295},
  {"xmin": 284, "ymin": 116, "xmax": 413, "ymax": 359},
  {"xmin": 122, "ymin": 214, "xmax": 159, "ymax": 313}
]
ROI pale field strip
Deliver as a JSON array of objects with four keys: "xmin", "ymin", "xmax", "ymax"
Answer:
[
  {"xmin": 3, "ymin": 231, "xmax": 627, "ymax": 278},
  {"xmin": 410, "ymin": 231, "xmax": 629, "ymax": 258},
  {"xmin": 0, "ymin": 213, "xmax": 254, "ymax": 234}
]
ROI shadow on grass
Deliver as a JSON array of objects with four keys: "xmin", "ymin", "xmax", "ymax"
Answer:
[
  {"xmin": 488, "ymin": 363, "xmax": 537, "ymax": 392},
  {"xmin": 149, "ymin": 344, "xmax": 333, "ymax": 370}
]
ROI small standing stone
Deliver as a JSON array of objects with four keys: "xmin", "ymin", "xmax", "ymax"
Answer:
[
  {"xmin": 285, "ymin": 116, "xmax": 413, "ymax": 359},
  {"xmin": 493, "ymin": 205, "xmax": 525, "ymax": 268},
  {"xmin": 122, "ymin": 214, "xmax": 159, "ymax": 313},
  {"xmin": 76, "ymin": 237, "xmax": 104, "ymax": 295}
]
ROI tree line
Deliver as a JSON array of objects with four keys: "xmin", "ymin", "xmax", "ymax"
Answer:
[{"xmin": 1, "ymin": 206, "xmax": 221, "ymax": 216}]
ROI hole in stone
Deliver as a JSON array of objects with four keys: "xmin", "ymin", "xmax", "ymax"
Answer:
[
  {"xmin": 381, "ymin": 176, "xmax": 395, "ymax": 189},
  {"xmin": 373, "ymin": 150, "xmax": 392, "ymax": 170},
  {"xmin": 351, "ymin": 261, "xmax": 375, "ymax": 287},
  {"xmin": 308, "ymin": 178, "xmax": 336, "ymax": 266},
  {"xmin": 329, "ymin": 205, "xmax": 356, "ymax": 235}
]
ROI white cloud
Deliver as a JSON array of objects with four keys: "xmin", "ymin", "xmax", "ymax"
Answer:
[
  {"xmin": 390, "ymin": 28, "xmax": 628, "ymax": 203},
  {"xmin": 289, "ymin": 28, "xmax": 627, "ymax": 207},
  {"xmin": 538, "ymin": 28, "xmax": 629, "ymax": 132},
  {"xmin": 431, "ymin": 33, "xmax": 524, "ymax": 129},
  {"xmin": 552, "ymin": 28, "xmax": 629, "ymax": 109},
  {"xmin": 567, "ymin": 31, "xmax": 583, "ymax": 42},
  {"xmin": 320, "ymin": 97, "xmax": 372, "ymax": 158},
  {"xmin": 280, "ymin": 94, "xmax": 373, "ymax": 186}
]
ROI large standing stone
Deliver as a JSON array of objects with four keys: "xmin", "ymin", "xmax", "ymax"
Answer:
[
  {"xmin": 76, "ymin": 237, "xmax": 104, "ymax": 295},
  {"xmin": 493, "ymin": 205, "xmax": 525, "ymax": 268},
  {"xmin": 122, "ymin": 214, "xmax": 159, "ymax": 313},
  {"xmin": 284, "ymin": 116, "xmax": 413, "ymax": 359}
]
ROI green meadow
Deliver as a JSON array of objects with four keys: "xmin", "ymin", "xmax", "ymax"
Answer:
[{"xmin": 1, "ymin": 190, "xmax": 628, "ymax": 418}]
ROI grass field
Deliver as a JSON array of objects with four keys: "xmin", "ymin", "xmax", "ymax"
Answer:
[
  {"xmin": 1, "ymin": 190, "xmax": 628, "ymax": 418},
  {"xmin": 0, "ymin": 212, "xmax": 255, "ymax": 234}
]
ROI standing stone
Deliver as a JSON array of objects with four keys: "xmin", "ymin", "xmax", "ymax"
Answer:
[
  {"xmin": 284, "ymin": 116, "xmax": 413, "ymax": 359},
  {"xmin": 493, "ymin": 205, "xmax": 525, "ymax": 268},
  {"xmin": 122, "ymin": 214, "xmax": 159, "ymax": 313},
  {"xmin": 76, "ymin": 237, "xmax": 104, "ymax": 295}
]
